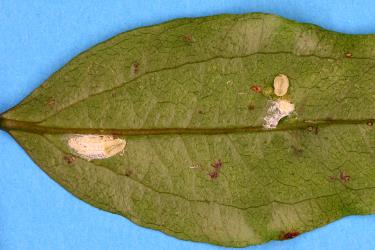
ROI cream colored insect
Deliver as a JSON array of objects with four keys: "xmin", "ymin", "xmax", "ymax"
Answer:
[
  {"xmin": 68, "ymin": 134, "xmax": 126, "ymax": 160},
  {"xmin": 273, "ymin": 74, "xmax": 289, "ymax": 96}
]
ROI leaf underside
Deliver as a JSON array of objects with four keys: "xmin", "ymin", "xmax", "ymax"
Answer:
[{"xmin": 2, "ymin": 13, "xmax": 375, "ymax": 247}]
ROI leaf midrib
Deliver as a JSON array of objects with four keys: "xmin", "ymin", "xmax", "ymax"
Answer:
[{"xmin": 1, "ymin": 117, "xmax": 373, "ymax": 135}]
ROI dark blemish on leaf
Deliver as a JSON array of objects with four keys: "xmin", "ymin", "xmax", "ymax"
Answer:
[
  {"xmin": 339, "ymin": 170, "xmax": 351, "ymax": 183},
  {"xmin": 367, "ymin": 121, "xmax": 373, "ymax": 127},
  {"xmin": 131, "ymin": 62, "xmax": 140, "ymax": 74},
  {"xmin": 198, "ymin": 110, "xmax": 204, "ymax": 114},
  {"xmin": 345, "ymin": 52, "xmax": 353, "ymax": 58},
  {"xmin": 182, "ymin": 34, "xmax": 194, "ymax": 43},
  {"xmin": 63, "ymin": 155, "xmax": 76, "ymax": 165},
  {"xmin": 250, "ymin": 85, "xmax": 262, "ymax": 93},
  {"xmin": 211, "ymin": 159, "xmax": 222, "ymax": 170},
  {"xmin": 280, "ymin": 231, "xmax": 300, "ymax": 240},
  {"xmin": 125, "ymin": 169, "xmax": 133, "ymax": 177},
  {"xmin": 247, "ymin": 104, "xmax": 255, "ymax": 111},
  {"xmin": 208, "ymin": 171, "xmax": 219, "ymax": 179}
]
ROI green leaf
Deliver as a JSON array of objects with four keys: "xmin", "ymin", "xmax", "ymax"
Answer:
[{"xmin": 1, "ymin": 12, "xmax": 375, "ymax": 247}]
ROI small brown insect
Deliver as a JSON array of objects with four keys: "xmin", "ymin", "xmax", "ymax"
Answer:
[
  {"xmin": 339, "ymin": 171, "xmax": 351, "ymax": 183},
  {"xmin": 208, "ymin": 171, "xmax": 219, "ymax": 179},
  {"xmin": 63, "ymin": 155, "xmax": 76, "ymax": 165},
  {"xmin": 367, "ymin": 121, "xmax": 373, "ymax": 127},
  {"xmin": 345, "ymin": 52, "xmax": 353, "ymax": 58},
  {"xmin": 281, "ymin": 231, "xmax": 300, "ymax": 240},
  {"xmin": 250, "ymin": 85, "xmax": 262, "ymax": 93}
]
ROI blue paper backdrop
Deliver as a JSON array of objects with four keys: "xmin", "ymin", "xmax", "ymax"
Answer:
[{"xmin": 1, "ymin": 1, "xmax": 375, "ymax": 249}]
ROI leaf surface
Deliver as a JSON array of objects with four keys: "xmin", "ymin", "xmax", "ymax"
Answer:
[{"xmin": 2, "ymin": 13, "xmax": 375, "ymax": 247}]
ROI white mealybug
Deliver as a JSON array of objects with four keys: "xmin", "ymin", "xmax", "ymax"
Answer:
[
  {"xmin": 263, "ymin": 100, "xmax": 295, "ymax": 129},
  {"xmin": 68, "ymin": 134, "xmax": 126, "ymax": 160},
  {"xmin": 273, "ymin": 74, "xmax": 289, "ymax": 97}
]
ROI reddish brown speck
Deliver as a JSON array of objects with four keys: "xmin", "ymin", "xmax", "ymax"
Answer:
[
  {"xmin": 328, "ymin": 175, "xmax": 337, "ymax": 182},
  {"xmin": 63, "ymin": 155, "xmax": 76, "ymax": 165},
  {"xmin": 367, "ymin": 121, "xmax": 373, "ymax": 127},
  {"xmin": 211, "ymin": 159, "xmax": 222, "ymax": 170},
  {"xmin": 250, "ymin": 85, "xmax": 262, "ymax": 93},
  {"xmin": 340, "ymin": 171, "xmax": 351, "ymax": 183},
  {"xmin": 131, "ymin": 62, "xmax": 140, "ymax": 74},
  {"xmin": 281, "ymin": 231, "xmax": 300, "ymax": 240},
  {"xmin": 208, "ymin": 171, "xmax": 219, "ymax": 179},
  {"xmin": 345, "ymin": 52, "xmax": 353, "ymax": 58}
]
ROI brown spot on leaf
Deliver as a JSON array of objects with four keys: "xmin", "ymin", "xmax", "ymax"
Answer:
[
  {"xmin": 345, "ymin": 52, "xmax": 353, "ymax": 58},
  {"xmin": 182, "ymin": 34, "xmax": 193, "ymax": 43},
  {"xmin": 367, "ymin": 121, "xmax": 373, "ymax": 127},
  {"xmin": 131, "ymin": 62, "xmax": 140, "ymax": 74},
  {"xmin": 63, "ymin": 155, "xmax": 76, "ymax": 165},
  {"xmin": 327, "ymin": 175, "xmax": 338, "ymax": 182},
  {"xmin": 291, "ymin": 145, "xmax": 303, "ymax": 157},
  {"xmin": 247, "ymin": 104, "xmax": 255, "ymax": 111},
  {"xmin": 250, "ymin": 85, "xmax": 262, "ymax": 93},
  {"xmin": 125, "ymin": 169, "xmax": 133, "ymax": 177},
  {"xmin": 47, "ymin": 97, "xmax": 56, "ymax": 107},
  {"xmin": 208, "ymin": 159, "xmax": 223, "ymax": 179},
  {"xmin": 280, "ymin": 231, "xmax": 300, "ymax": 240},
  {"xmin": 198, "ymin": 110, "xmax": 204, "ymax": 114}
]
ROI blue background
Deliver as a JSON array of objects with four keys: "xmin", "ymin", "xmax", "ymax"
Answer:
[{"xmin": 1, "ymin": 1, "xmax": 375, "ymax": 249}]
